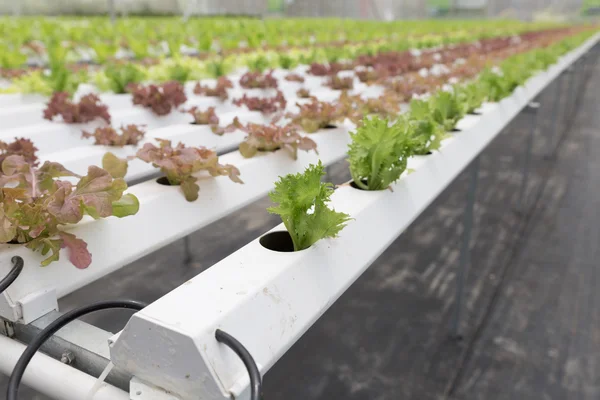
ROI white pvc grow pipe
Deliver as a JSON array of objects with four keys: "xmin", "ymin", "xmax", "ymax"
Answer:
[
  {"xmin": 0, "ymin": 335, "xmax": 129, "ymax": 400},
  {"xmin": 108, "ymin": 32, "xmax": 600, "ymax": 400}
]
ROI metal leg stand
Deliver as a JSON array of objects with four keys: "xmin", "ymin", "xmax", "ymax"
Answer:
[
  {"xmin": 451, "ymin": 156, "xmax": 480, "ymax": 340},
  {"xmin": 568, "ymin": 60, "xmax": 581, "ymax": 123},
  {"xmin": 545, "ymin": 73, "xmax": 564, "ymax": 158},
  {"xmin": 516, "ymin": 102, "xmax": 540, "ymax": 212},
  {"xmin": 563, "ymin": 66, "xmax": 577, "ymax": 130},
  {"xmin": 183, "ymin": 235, "xmax": 193, "ymax": 265}
]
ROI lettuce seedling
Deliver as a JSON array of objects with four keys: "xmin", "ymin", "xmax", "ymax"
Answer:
[
  {"xmin": 296, "ymin": 88, "xmax": 311, "ymax": 98},
  {"xmin": 233, "ymin": 91, "xmax": 287, "ymax": 115},
  {"xmin": 193, "ymin": 77, "xmax": 233, "ymax": 101},
  {"xmin": 326, "ymin": 75, "xmax": 354, "ymax": 90},
  {"xmin": 347, "ymin": 116, "xmax": 415, "ymax": 191},
  {"xmin": 205, "ymin": 58, "xmax": 233, "ymax": 78},
  {"xmin": 185, "ymin": 106, "xmax": 219, "ymax": 125},
  {"xmin": 0, "ymin": 138, "xmax": 38, "ymax": 167},
  {"xmin": 210, "ymin": 117, "xmax": 243, "ymax": 136},
  {"xmin": 356, "ymin": 68, "xmax": 386, "ymax": 84},
  {"xmin": 404, "ymin": 116, "xmax": 446, "ymax": 155},
  {"xmin": 236, "ymin": 122, "xmax": 317, "ymax": 160},
  {"xmin": 278, "ymin": 54, "xmax": 298, "ymax": 70},
  {"xmin": 128, "ymin": 82, "xmax": 187, "ymax": 116},
  {"xmin": 103, "ymin": 63, "xmax": 145, "ymax": 94},
  {"xmin": 428, "ymin": 91, "xmax": 465, "ymax": 131},
  {"xmin": 287, "ymin": 98, "xmax": 345, "ymax": 133},
  {"xmin": 285, "ymin": 74, "xmax": 305, "ymax": 83},
  {"xmin": 82, "ymin": 125, "xmax": 146, "ymax": 147},
  {"xmin": 136, "ymin": 139, "xmax": 243, "ymax": 202},
  {"xmin": 308, "ymin": 62, "xmax": 352, "ymax": 76},
  {"xmin": 239, "ymin": 70, "xmax": 278, "ymax": 89},
  {"xmin": 0, "ymin": 156, "xmax": 139, "ymax": 268},
  {"xmin": 455, "ymin": 81, "xmax": 487, "ymax": 114},
  {"xmin": 44, "ymin": 92, "xmax": 111, "ymax": 124},
  {"xmin": 167, "ymin": 63, "xmax": 192, "ymax": 84},
  {"xmin": 267, "ymin": 161, "xmax": 351, "ymax": 251},
  {"xmin": 338, "ymin": 91, "xmax": 400, "ymax": 125},
  {"xmin": 246, "ymin": 55, "xmax": 271, "ymax": 73}
]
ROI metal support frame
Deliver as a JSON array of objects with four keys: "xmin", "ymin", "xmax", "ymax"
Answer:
[
  {"xmin": 3, "ymin": 311, "xmax": 130, "ymax": 391},
  {"xmin": 183, "ymin": 235, "xmax": 193, "ymax": 264},
  {"xmin": 452, "ymin": 156, "xmax": 480, "ymax": 339},
  {"xmin": 517, "ymin": 102, "xmax": 540, "ymax": 211},
  {"xmin": 545, "ymin": 72, "xmax": 565, "ymax": 157}
]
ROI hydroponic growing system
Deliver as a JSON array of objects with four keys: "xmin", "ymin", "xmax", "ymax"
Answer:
[{"xmin": 0, "ymin": 16, "xmax": 598, "ymax": 400}]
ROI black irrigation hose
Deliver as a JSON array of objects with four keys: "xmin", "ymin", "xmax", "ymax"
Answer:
[
  {"xmin": 7, "ymin": 299, "xmax": 147, "ymax": 400},
  {"xmin": 0, "ymin": 256, "xmax": 24, "ymax": 294},
  {"xmin": 215, "ymin": 329, "xmax": 262, "ymax": 400}
]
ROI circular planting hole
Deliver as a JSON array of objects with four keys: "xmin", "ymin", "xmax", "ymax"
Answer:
[
  {"xmin": 350, "ymin": 179, "xmax": 368, "ymax": 190},
  {"xmin": 425, "ymin": 151, "xmax": 433, "ymax": 155},
  {"xmin": 323, "ymin": 124, "xmax": 338, "ymax": 130},
  {"xmin": 451, "ymin": 128, "xmax": 461, "ymax": 133},
  {"xmin": 156, "ymin": 177, "xmax": 179, "ymax": 186},
  {"xmin": 260, "ymin": 231, "xmax": 295, "ymax": 252}
]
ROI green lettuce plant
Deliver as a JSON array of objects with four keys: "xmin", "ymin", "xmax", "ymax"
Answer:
[
  {"xmin": 347, "ymin": 116, "xmax": 416, "ymax": 191},
  {"xmin": 267, "ymin": 161, "xmax": 351, "ymax": 251}
]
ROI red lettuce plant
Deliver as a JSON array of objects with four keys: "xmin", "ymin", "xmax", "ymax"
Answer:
[
  {"xmin": 0, "ymin": 138, "xmax": 38, "ymax": 166},
  {"xmin": 185, "ymin": 106, "xmax": 220, "ymax": 125},
  {"xmin": 233, "ymin": 90, "xmax": 287, "ymax": 115},
  {"xmin": 136, "ymin": 139, "xmax": 243, "ymax": 201},
  {"xmin": 210, "ymin": 117, "xmax": 243, "ymax": 136},
  {"xmin": 128, "ymin": 81, "xmax": 187, "ymax": 116},
  {"xmin": 0, "ymin": 156, "xmax": 139, "ymax": 268},
  {"xmin": 82, "ymin": 125, "xmax": 146, "ymax": 146},
  {"xmin": 308, "ymin": 62, "xmax": 353, "ymax": 76},
  {"xmin": 43, "ymin": 92, "xmax": 111, "ymax": 124},
  {"xmin": 338, "ymin": 91, "xmax": 401, "ymax": 125},
  {"xmin": 287, "ymin": 98, "xmax": 345, "ymax": 133},
  {"xmin": 239, "ymin": 70, "xmax": 278, "ymax": 89},
  {"xmin": 325, "ymin": 75, "xmax": 354, "ymax": 90},
  {"xmin": 296, "ymin": 88, "xmax": 311, "ymax": 98},
  {"xmin": 236, "ymin": 122, "xmax": 317, "ymax": 159},
  {"xmin": 193, "ymin": 76, "xmax": 232, "ymax": 100},
  {"xmin": 285, "ymin": 73, "xmax": 305, "ymax": 83},
  {"xmin": 355, "ymin": 68, "xmax": 387, "ymax": 84}
]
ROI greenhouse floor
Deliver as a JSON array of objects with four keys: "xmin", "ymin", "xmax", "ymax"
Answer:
[{"xmin": 4, "ymin": 61, "xmax": 600, "ymax": 399}]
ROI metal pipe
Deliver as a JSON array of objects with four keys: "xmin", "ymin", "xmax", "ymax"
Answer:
[
  {"xmin": 0, "ymin": 336, "xmax": 129, "ymax": 400},
  {"xmin": 452, "ymin": 156, "xmax": 480, "ymax": 339}
]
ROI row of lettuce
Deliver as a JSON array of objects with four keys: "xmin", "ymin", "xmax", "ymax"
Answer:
[
  {"xmin": 0, "ymin": 21, "xmax": 572, "ymax": 96},
  {"xmin": 0, "ymin": 17, "xmax": 561, "ymax": 65},
  {"xmin": 0, "ymin": 29, "xmax": 593, "ymax": 268}
]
